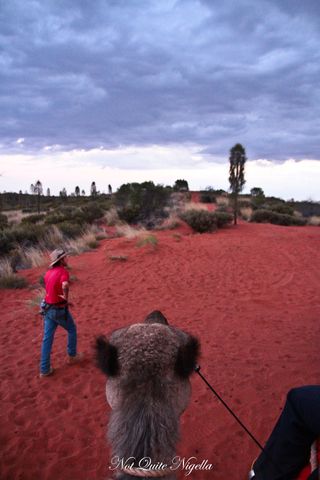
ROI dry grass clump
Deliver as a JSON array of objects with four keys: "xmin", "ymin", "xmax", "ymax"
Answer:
[
  {"xmin": 0, "ymin": 258, "xmax": 28, "ymax": 289},
  {"xmin": 183, "ymin": 202, "xmax": 208, "ymax": 211},
  {"xmin": 15, "ymin": 245, "xmax": 48, "ymax": 268},
  {"xmin": 103, "ymin": 207, "xmax": 121, "ymax": 226},
  {"xmin": 308, "ymin": 216, "xmax": 320, "ymax": 226},
  {"xmin": 216, "ymin": 196, "xmax": 230, "ymax": 207},
  {"xmin": 115, "ymin": 224, "xmax": 147, "ymax": 239},
  {"xmin": 27, "ymin": 287, "xmax": 46, "ymax": 309},
  {"xmin": 4, "ymin": 210, "xmax": 25, "ymax": 225},
  {"xmin": 39, "ymin": 225, "xmax": 65, "ymax": 250},
  {"xmin": 155, "ymin": 213, "xmax": 181, "ymax": 230},
  {"xmin": 240, "ymin": 207, "xmax": 253, "ymax": 221},
  {"xmin": 67, "ymin": 230, "xmax": 99, "ymax": 254},
  {"xmin": 136, "ymin": 234, "xmax": 158, "ymax": 249}
]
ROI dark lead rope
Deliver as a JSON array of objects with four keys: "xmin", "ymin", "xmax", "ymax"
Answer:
[{"xmin": 194, "ymin": 364, "xmax": 282, "ymax": 475}]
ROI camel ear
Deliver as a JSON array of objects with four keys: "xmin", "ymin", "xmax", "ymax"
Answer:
[
  {"xmin": 95, "ymin": 335, "xmax": 119, "ymax": 376},
  {"xmin": 175, "ymin": 335, "xmax": 200, "ymax": 379}
]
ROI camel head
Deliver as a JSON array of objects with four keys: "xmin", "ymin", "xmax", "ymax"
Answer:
[{"xmin": 95, "ymin": 311, "xmax": 200, "ymax": 480}]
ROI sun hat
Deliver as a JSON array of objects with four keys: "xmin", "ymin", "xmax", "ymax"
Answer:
[{"xmin": 49, "ymin": 248, "xmax": 67, "ymax": 267}]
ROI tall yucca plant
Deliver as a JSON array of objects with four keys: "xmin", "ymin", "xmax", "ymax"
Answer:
[{"xmin": 229, "ymin": 144, "xmax": 247, "ymax": 225}]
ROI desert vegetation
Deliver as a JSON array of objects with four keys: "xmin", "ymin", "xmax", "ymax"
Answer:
[{"xmin": 1, "ymin": 176, "xmax": 319, "ymax": 288}]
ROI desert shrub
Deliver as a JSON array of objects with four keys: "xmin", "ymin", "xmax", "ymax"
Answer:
[
  {"xmin": 45, "ymin": 212, "xmax": 65, "ymax": 224},
  {"xmin": 27, "ymin": 287, "xmax": 46, "ymax": 309},
  {"xmin": 80, "ymin": 203, "xmax": 105, "ymax": 223},
  {"xmin": 116, "ymin": 182, "xmax": 170, "ymax": 226},
  {"xmin": 179, "ymin": 209, "xmax": 217, "ymax": 233},
  {"xmin": 115, "ymin": 224, "xmax": 146, "ymax": 239},
  {"xmin": 136, "ymin": 235, "xmax": 158, "ymax": 248},
  {"xmin": 0, "ymin": 229, "xmax": 16, "ymax": 255},
  {"xmin": 155, "ymin": 214, "xmax": 181, "ymax": 230},
  {"xmin": 251, "ymin": 209, "xmax": 307, "ymax": 226},
  {"xmin": 0, "ymin": 213, "xmax": 8, "ymax": 230},
  {"xmin": 12, "ymin": 245, "xmax": 48, "ymax": 269},
  {"xmin": 240, "ymin": 207, "xmax": 253, "ymax": 221},
  {"xmin": 56, "ymin": 221, "xmax": 83, "ymax": 238},
  {"xmin": 213, "ymin": 211, "xmax": 233, "ymax": 228},
  {"xmin": 199, "ymin": 190, "xmax": 216, "ymax": 203},
  {"xmin": 0, "ymin": 258, "xmax": 28, "ymax": 288},
  {"xmin": 308, "ymin": 216, "xmax": 320, "ymax": 226},
  {"xmin": 39, "ymin": 226, "xmax": 65, "ymax": 250},
  {"xmin": 216, "ymin": 196, "xmax": 230, "ymax": 208},
  {"xmin": 118, "ymin": 206, "xmax": 141, "ymax": 224},
  {"xmin": 238, "ymin": 199, "xmax": 252, "ymax": 208},
  {"xmin": 22, "ymin": 213, "xmax": 46, "ymax": 224},
  {"xmin": 67, "ymin": 230, "xmax": 100, "ymax": 254},
  {"xmin": 0, "ymin": 275, "xmax": 28, "ymax": 289},
  {"xmin": 268, "ymin": 203, "xmax": 295, "ymax": 216},
  {"xmin": 292, "ymin": 201, "xmax": 320, "ymax": 217},
  {"xmin": 104, "ymin": 207, "xmax": 121, "ymax": 226},
  {"xmin": 9, "ymin": 224, "xmax": 47, "ymax": 248}
]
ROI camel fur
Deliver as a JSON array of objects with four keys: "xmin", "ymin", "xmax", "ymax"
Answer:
[{"xmin": 95, "ymin": 311, "xmax": 200, "ymax": 479}]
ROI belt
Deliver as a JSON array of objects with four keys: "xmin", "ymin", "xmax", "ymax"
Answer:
[{"xmin": 47, "ymin": 303, "xmax": 67, "ymax": 309}]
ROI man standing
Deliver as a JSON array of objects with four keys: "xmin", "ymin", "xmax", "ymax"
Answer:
[{"xmin": 40, "ymin": 248, "xmax": 81, "ymax": 377}]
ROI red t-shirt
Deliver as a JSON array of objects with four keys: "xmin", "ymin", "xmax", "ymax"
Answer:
[{"xmin": 44, "ymin": 266, "xmax": 69, "ymax": 304}]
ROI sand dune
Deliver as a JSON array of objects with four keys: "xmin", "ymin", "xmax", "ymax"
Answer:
[{"xmin": 1, "ymin": 221, "xmax": 320, "ymax": 479}]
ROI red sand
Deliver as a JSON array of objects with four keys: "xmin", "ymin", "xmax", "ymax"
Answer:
[{"xmin": 1, "ymin": 221, "xmax": 320, "ymax": 479}]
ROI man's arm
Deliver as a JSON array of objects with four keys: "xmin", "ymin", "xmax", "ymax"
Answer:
[{"xmin": 61, "ymin": 281, "xmax": 69, "ymax": 302}]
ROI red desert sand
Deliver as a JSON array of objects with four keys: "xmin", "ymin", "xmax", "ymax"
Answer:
[{"xmin": 1, "ymin": 219, "xmax": 320, "ymax": 479}]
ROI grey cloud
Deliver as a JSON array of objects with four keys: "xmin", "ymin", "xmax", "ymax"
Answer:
[{"xmin": 0, "ymin": 0, "xmax": 319, "ymax": 162}]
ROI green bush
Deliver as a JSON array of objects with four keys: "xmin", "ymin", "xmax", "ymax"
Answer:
[
  {"xmin": 268, "ymin": 203, "xmax": 295, "ymax": 216},
  {"xmin": 56, "ymin": 222, "xmax": 83, "ymax": 238},
  {"xmin": 179, "ymin": 210, "xmax": 218, "ymax": 233},
  {"xmin": 22, "ymin": 214, "xmax": 46, "ymax": 224},
  {"xmin": 213, "ymin": 211, "xmax": 233, "ymax": 228},
  {"xmin": 251, "ymin": 209, "xmax": 307, "ymax": 226},
  {"xmin": 45, "ymin": 203, "xmax": 105, "ymax": 226},
  {"xmin": 116, "ymin": 182, "xmax": 170, "ymax": 226},
  {"xmin": 199, "ymin": 190, "xmax": 216, "ymax": 203},
  {"xmin": 0, "ymin": 230, "xmax": 15, "ymax": 254},
  {"xmin": 0, "ymin": 213, "xmax": 8, "ymax": 230},
  {"xmin": 117, "ymin": 206, "xmax": 141, "ymax": 224},
  {"xmin": 80, "ymin": 203, "xmax": 105, "ymax": 223}
]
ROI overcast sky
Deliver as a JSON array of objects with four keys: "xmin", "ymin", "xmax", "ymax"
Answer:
[{"xmin": 1, "ymin": 0, "xmax": 320, "ymax": 199}]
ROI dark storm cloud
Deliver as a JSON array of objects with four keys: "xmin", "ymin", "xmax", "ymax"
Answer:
[{"xmin": 0, "ymin": 0, "xmax": 319, "ymax": 162}]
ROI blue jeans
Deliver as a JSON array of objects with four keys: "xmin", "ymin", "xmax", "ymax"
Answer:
[{"xmin": 40, "ymin": 307, "xmax": 77, "ymax": 374}]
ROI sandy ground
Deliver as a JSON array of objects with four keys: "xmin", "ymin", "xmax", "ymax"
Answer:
[{"xmin": 1, "ymin": 219, "xmax": 320, "ymax": 480}]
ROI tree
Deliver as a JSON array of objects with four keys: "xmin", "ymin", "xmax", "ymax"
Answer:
[
  {"xmin": 90, "ymin": 181, "xmax": 97, "ymax": 197},
  {"xmin": 59, "ymin": 187, "xmax": 67, "ymax": 197},
  {"xmin": 46, "ymin": 188, "xmax": 51, "ymax": 197},
  {"xmin": 228, "ymin": 144, "xmax": 247, "ymax": 225},
  {"xmin": 81, "ymin": 189, "xmax": 85, "ymax": 196},
  {"xmin": 108, "ymin": 184, "xmax": 112, "ymax": 195},
  {"xmin": 75, "ymin": 186, "xmax": 80, "ymax": 197},
  {"xmin": 250, "ymin": 187, "xmax": 265, "ymax": 208},
  {"xmin": 32, "ymin": 180, "xmax": 43, "ymax": 214},
  {"xmin": 250, "ymin": 187, "xmax": 264, "ymax": 197},
  {"xmin": 173, "ymin": 179, "xmax": 189, "ymax": 192}
]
